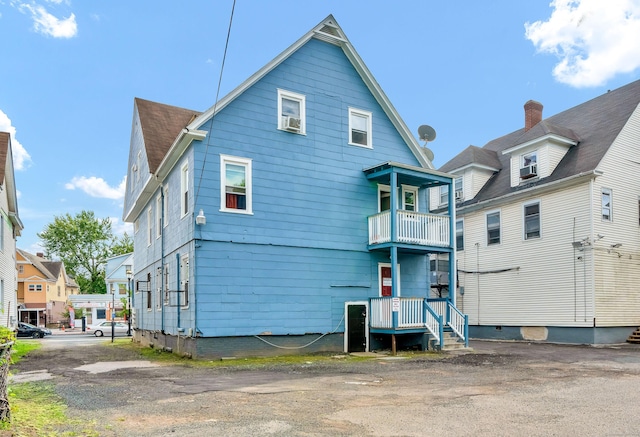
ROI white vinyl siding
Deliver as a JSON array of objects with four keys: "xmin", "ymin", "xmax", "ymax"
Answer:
[{"xmin": 456, "ymin": 183, "xmax": 592, "ymax": 327}]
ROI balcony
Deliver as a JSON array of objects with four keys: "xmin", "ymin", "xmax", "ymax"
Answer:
[{"xmin": 368, "ymin": 210, "xmax": 450, "ymax": 247}]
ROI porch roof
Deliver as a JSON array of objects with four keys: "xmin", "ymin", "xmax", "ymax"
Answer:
[{"xmin": 363, "ymin": 161, "xmax": 453, "ymax": 188}]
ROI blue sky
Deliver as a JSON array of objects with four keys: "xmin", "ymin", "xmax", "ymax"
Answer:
[{"xmin": 2, "ymin": 0, "xmax": 640, "ymax": 253}]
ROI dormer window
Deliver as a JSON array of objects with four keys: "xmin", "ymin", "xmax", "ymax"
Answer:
[{"xmin": 520, "ymin": 152, "xmax": 538, "ymax": 180}]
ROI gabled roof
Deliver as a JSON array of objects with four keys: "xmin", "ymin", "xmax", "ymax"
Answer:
[
  {"xmin": 440, "ymin": 79, "xmax": 640, "ymax": 205},
  {"xmin": 440, "ymin": 145, "xmax": 502, "ymax": 173},
  {"xmin": 135, "ymin": 98, "xmax": 201, "ymax": 174},
  {"xmin": 17, "ymin": 249, "xmax": 56, "ymax": 281},
  {"xmin": 150, "ymin": 14, "xmax": 431, "ymax": 179}
]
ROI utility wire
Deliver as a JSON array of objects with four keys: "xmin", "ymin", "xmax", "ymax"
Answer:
[{"xmin": 194, "ymin": 0, "xmax": 236, "ymax": 204}]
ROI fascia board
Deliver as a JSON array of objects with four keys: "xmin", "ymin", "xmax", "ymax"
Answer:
[
  {"xmin": 502, "ymin": 134, "xmax": 578, "ymax": 155},
  {"xmin": 459, "ymin": 170, "xmax": 601, "ymax": 214}
]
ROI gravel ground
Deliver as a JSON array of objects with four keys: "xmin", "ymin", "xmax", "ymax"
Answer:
[{"xmin": 11, "ymin": 339, "xmax": 640, "ymax": 436}]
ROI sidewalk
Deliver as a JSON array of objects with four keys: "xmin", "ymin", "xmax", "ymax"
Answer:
[{"xmin": 50, "ymin": 327, "xmax": 89, "ymax": 336}]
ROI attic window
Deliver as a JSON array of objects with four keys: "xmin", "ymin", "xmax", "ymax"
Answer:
[
  {"xmin": 520, "ymin": 152, "xmax": 537, "ymax": 180},
  {"xmin": 278, "ymin": 89, "xmax": 305, "ymax": 134}
]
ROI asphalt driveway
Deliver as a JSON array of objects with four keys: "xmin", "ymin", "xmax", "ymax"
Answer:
[{"xmin": 11, "ymin": 338, "xmax": 640, "ymax": 436}]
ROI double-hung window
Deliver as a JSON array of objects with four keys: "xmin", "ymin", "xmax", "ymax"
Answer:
[
  {"xmin": 147, "ymin": 208, "xmax": 152, "ymax": 246},
  {"xmin": 439, "ymin": 184, "xmax": 449, "ymax": 207},
  {"xmin": 220, "ymin": 155, "xmax": 252, "ymax": 214},
  {"xmin": 524, "ymin": 202, "xmax": 541, "ymax": 239},
  {"xmin": 156, "ymin": 195, "xmax": 162, "ymax": 238},
  {"xmin": 454, "ymin": 177, "xmax": 463, "ymax": 201},
  {"xmin": 486, "ymin": 211, "xmax": 501, "ymax": 245},
  {"xmin": 349, "ymin": 108, "xmax": 372, "ymax": 147},
  {"xmin": 456, "ymin": 219, "xmax": 464, "ymax": 250},
  {"xmin": 180, "ymin": 255, "xmax": 189, "ymax": 307},
  {"xmin": 180, "ymin": 162, "xmax": 189, "ymax": 217},
  {"xmin": 602, "ymin": 188, "xmax": 612, "ymax": 221},
  {"xmin": 278, "ymin": 89, "xmax": 305, "ymax": 134}
]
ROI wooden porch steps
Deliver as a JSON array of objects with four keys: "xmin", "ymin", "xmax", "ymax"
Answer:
[
  {"xmin": 429, "ymin": 331, "xmax": 468, "ymax": 351},
  {"xmin": 627, "ymin": 327, "xmax": 640, "ymax": 344}
]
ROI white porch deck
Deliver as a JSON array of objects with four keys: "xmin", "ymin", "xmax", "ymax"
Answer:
[{"xmin": 368, "ymin": 210, "xmax": 450, "ymax": 247}]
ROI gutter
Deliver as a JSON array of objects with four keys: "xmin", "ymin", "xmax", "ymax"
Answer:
[{"xmin": 459, "ymin": 170, "xmax": 602, "ymax": 214}]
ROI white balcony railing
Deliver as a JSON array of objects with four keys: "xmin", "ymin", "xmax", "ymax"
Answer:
[{"xmin": 368, "ymin": 210, "xmax": 450, "ymax": 247}]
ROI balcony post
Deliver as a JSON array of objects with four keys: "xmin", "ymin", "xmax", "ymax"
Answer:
[
  {"xmin": 448, "ymin": 176, "xmax": 457, "ymax": 307},
  {"xmin": 390, "ymin": 170, "xmax": 399, "ymax": 330}
]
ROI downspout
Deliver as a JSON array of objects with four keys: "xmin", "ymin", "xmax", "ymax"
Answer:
[
  {"xmin": 589, "ymin": 177, "xmax": 595, "ymax": 324},
  {"xmin": 176, "ymin": 252, "xmax": 181, "ymax": 330},
  {"xmin": 161, "ymin": 185, "xmax": 165, "ymax": 333}
]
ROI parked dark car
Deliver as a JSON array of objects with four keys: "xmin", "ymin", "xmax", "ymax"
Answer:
[{"xmin": 16, "ymin": 322, "xmax": 47, "ymax": 339}]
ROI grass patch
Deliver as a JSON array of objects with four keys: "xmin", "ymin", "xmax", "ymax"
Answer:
[
  {"xmin": 11, "ymin": 340, "xmax": 42, "ymax": 364},
  {"xmin": 1, "ymin": 382, "xmax": 99, "ymax": 437}
]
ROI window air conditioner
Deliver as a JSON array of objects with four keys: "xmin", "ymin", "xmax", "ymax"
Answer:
[
  {"xmin": 283, "ymin": 116, "xmax": 301, "ymax": 131},
  {"xmin": 455, "ymin": 190, "xmax": 463, "ymax": 201},
  {"xmin": 520, "ymin": 164, "xmax": 537, "ymax": 179}
]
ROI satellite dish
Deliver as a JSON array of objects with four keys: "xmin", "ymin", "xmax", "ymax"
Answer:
[
  {"xmin": 422, "ymin": 147, "xmax": 435, "ymax": 162},
  {"xmin": 418, "ymin": 125, "xmax": 436, "ymax": 142}
]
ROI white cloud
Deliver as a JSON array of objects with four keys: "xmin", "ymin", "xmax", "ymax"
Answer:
[
  {"xmin": 0, "ymin": 109, "xmax": 33, "ymax": 171},
  {"xmin": 110, "ymin": 217, "xmax": 133, "ymax": 237},
  {"xmin": 65, "ymin": 176, "xmax": 126, "ymax": 200},
  {"xmin": 525, "ymin": 0, "xmax": 640, "ymax": 87},
  {"xmin": 16, "ymin": 1, "xmax": 77, "ymax": 38}
]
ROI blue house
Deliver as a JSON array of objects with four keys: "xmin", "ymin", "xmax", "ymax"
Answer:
[{"xmin": 123, "ymin": 15, "xmax": 466, "ymax": 358}]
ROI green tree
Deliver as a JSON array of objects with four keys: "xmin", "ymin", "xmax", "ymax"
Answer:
[
  {"xmin": 37, "ymin": 210, "xmax": 120, "ymax": 294},
  {"xmin": 111, "ymin": 232, "xmax": 133, "ymax": 256}
]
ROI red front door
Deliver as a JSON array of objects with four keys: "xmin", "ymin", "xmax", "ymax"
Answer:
[{"xmin": 381, "ymin": 267, "xmax": 392, "ymax": 297}]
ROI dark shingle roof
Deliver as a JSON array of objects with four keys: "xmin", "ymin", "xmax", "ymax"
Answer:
[
  {"xmin": 440, "ymin": 145, "xmax": 502, "ymax": 173},
  {"xmin": 440, "ymin": 79, "xmax": 640, "ymax": 204},
  {"xmin": 0, "ymin": 132, "xmax": 8, "ymax": 183},
  {"xmin": 135, "ymin": 98, "xmax": 201, "ymax": 173}
]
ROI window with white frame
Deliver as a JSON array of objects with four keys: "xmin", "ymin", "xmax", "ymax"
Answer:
[
  {"xmin": 278, "ymin": 89, "xmax": 305, "ymax": 134},
  {"xmin": 163, "ymin": 187, "xmax": 169, "ymax": 228},
  {"xmin": 520, "ymin": 151, "xmax": 538, "ymax": 179},
  {"xmin": 180, "ymin": 254, "xmax": 189, "ymax": 307},
  {"xmin": 602, "ymin": 188, "xmax": 612, "ymax": 221},
  {"xmin": 402, "ymin": 186, "xmax": 418, "ymax": 211},
  {"xmin": 156, "ymin": 194, "xmax": 162, "ymax": 238},
  {"xmin": 220, "ymin": 155, "xmax": 252, "ymax": 214},
  {"xmin": 18, "ymin": 265, "xmax": 23, "ymax": 274},
  {"xmin": 439, "ymin": 184, "xmax": 449, "ymax": 206},
  {"xmin": 164, "ymin": 265, "xmax": 170, "ymax": 304},
  {"xmin": 0, "ymin": 216, "xmax": 4, "ymax": 251},
  {"xmin": 147, "ymin": 208, "xmax": 152, "ymax": 246},
  {"xmin": 454, "ymin": 177, "xmax": 463, "ymax": 201},
  {"xmin": 456, "ymin": 219, "xmax": 464, "ymax": 250},
  {"xmin": 524, "ymin": 202, "xmax": 541, "ymax": 240},
  {"xmin": 486, "ymin": 211, "xmax": 501, "ymax": 245},
  {"xmin": 156, "ymin": 267, "xmax": 161, "ymax": 310},
  {"xmin": 378, "ymin": 185, "xmax": 390, "ymax": 212},
  {"xmin": 28, "ymin": 284, "xmax": 42, "ymax": 292},
  {"xmin": 349, "ymin": 108, "xmax": 372, "ymax": 147},
  {"xmin": 180, "ymin": 162, "xmax": 189, "ymax": 217}
]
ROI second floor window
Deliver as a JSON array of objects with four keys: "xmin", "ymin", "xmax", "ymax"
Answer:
[
  {"xmin": 524, "ymin": 202, "xmax": 541, "ymax": 239},
  {"xmin": 456, "ymin": 219, "xmax": 464, "ymax": 250},
  {"xmin": 221, "ymin": 155, "xmax": 252, "ymax": 214},
  {"xmin": 403, "ymin": 187, "xmax": 418, "ymax": 211},
  {"xmin": 487, "ymin": 211, "xmax": 501, "ymax": 245},
  {"xmin": 602, "ymin": 188, "xmax": 612, "ymax": 221},
  {"xmin": 439, "ymin": 184, "xmax": 449, "ymax": 206},
  {"xmin": 181, "ymin": 163, "xmax": 189, "ymax": 217}
]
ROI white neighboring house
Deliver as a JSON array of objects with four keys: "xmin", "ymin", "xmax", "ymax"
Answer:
[
  {"xmin": 431, "ymin": 79, "xmax": 640, "ymax": 344},
  {"xmin": 0, "ymin": 132, "xmax": 23, "ymax": 329}
]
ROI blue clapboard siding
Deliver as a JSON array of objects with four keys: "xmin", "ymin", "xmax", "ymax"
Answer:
[
  {"xmin": 132, "ymin": 36, "xmax": 431, "ymax": 338},
  {"xmin": 194, "ymin": 241, "xmax": 427, "ymax": 336}
]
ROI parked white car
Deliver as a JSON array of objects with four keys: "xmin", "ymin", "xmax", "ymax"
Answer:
[{"xmin": 86, "ymin": 321, "xmax": 130, "ymax": 337}]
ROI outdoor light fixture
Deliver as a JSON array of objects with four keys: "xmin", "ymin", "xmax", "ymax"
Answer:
[{"xmin": 196, "ymin": 209, "xmax": 206, "ymax": 226}]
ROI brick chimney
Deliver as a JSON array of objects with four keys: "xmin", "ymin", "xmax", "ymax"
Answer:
[
  {"xmin": 36, "ymin": 252, "xmax": 44, "ymax": 258},
  {"xmin": 524, "ymin": 100, "xmax": 543, "ymax": 131}
]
